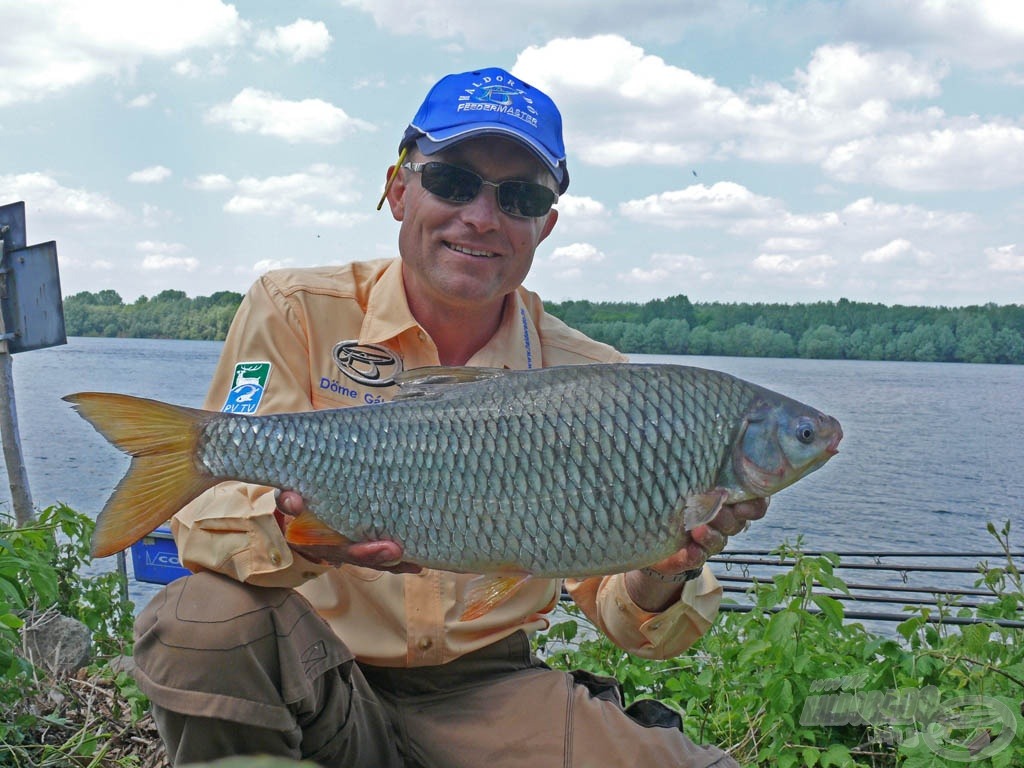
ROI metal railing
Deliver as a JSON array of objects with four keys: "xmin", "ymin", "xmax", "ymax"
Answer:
[{"xmin": 707, "ymin": 550, "xmax": 1023, "ymax": 628}]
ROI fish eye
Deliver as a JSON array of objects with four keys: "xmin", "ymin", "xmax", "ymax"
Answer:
[{"xmin": 795, "ymin": 420, "xmax": 816, "ymax": 444}]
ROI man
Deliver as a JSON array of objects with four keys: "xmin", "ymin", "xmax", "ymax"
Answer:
[{"xmin": 132, "ymin": 67, "xmax": 766, "ymax": 767}]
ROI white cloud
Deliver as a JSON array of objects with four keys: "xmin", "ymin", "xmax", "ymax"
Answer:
[
  {"xmin": 555, "ymin": 195, "xmax": 606, "ymax": 218},
  {"xmin": 255, "ymin": 19, "xmax": 332, "ymax": 61},
  {"xmin": 0, "ymin": 172, "xmax": 125, "ymax": 220},
  {"xmin": 128, "ymin": 165, "xmax": 172, "ymax": 184},
  {"xmin": 190, "ymin": 174, "xmax": 233, "ymax": 191},
  {"xmin": 825, "ymin": 122, "xmax": 1024, "ymax": 190},
  {"xmin": 249, "ymin": 258, "xmax": 294, "ymax": 273},
  {"xmin": 840, "ymin": 0, "xmax": 1024, "ymax": 68},
  {"xmin": 761, "ymin": 237, "xmax": 820, "ymax": 252},
  {"xmin": 141, "ymin": 254, "xmax": 200, "ymax": 271},
  {"xmin": 545, "ymin": 242, "xmax": 605, "ymax": 279},
  {"xmin": 861, "ymin": 238, "xmax": 934, "ymax": 265},
  {"xmin": 336, "ymin": 0, "xmax": 742, "ymax": 47},
  {"xmin": 621, "ymin": 252, "xmax": 707, "ymax": 285},
  {"xmin": 138, "ymin": 240, "xmax": 197, "ymax": 271},
  {"xmin": 0, "ymin": 0, "xmax": 244, "ymax": 105},
  {"xmin": 510, "ymin": 34, "xmax": 1022, "ymax": 195},
  {"xmin": 987, "ymin": 243, "xmax": 1024, "ymax": 271},
  {"xmin": 127, "ymin": 92, "xmax": 156, "ymax": 108},
  {"xmin": 796, "ymin": 43, "xmax": 945, "ymax": 108},
  {"xmin": 220, "ymin": 164, "xmax": 367, "ymax": 227},
  {"xmin": 619, "ymin": 182, "xmax": 779, "ymax": 227},
  {"xmin": 137, "ymin": 240, "xmax": 184, "ymax": 254},
  {"xmin": 206, "ymin": 88, "xmax": 374, "ymax": 143},
  {"xmin": 548, "ymin": 242, "xmax": 605, "ymax": 266}
]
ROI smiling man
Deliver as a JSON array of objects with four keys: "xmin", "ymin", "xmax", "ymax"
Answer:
[{"xmin": 131, "ymin": 67, "xmax": 766, "ymax": 767}]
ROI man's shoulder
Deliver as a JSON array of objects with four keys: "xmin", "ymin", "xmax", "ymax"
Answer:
[{"xmin": 259, "ymin": 258, "xmax": 394, "ymax": 300}]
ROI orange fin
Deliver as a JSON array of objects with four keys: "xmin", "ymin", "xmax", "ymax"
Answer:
[
  {"xmin": 683, "ymin": 488, "xmax": 729, "ymax": 531},
  {"xmin": 460, "ymin": 574, "xmax": 532, "ymax": 621},
  {"xmin": 284, "ymin": 510, "xmax": 353, "ymax": 548},
  {"xmin": 64, "ymin": 392, "xmax": 217, "ymax": 558},
  {"xmin": 283, "ymin": 510, "xmax": 355, "ymax": 564}
]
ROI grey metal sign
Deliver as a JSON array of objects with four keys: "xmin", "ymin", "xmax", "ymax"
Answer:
[{"xmin": 0, "ymin": 201, "xmax": 66, "ymax": 353}]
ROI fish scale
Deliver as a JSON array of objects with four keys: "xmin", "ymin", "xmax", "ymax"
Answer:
[{"xmin": 66, "ymin": 363, "xmax": 841, "ymax": 585}]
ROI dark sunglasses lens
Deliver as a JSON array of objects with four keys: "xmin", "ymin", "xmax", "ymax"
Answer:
[
  {"xmin": 498, "ymin": 182, "xmax": 556, "ymax": 217},
  {"xmin": 421, "ymin": 163, "xmax": 481, "ymax": 203}
]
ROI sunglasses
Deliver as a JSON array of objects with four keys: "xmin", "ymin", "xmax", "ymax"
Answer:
[{"xmin": 401, "ymin": 161, "xmax": 558, "ymax": 218}]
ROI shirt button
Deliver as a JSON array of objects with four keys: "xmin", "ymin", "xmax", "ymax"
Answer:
[
  {"xmin": 269, "ymin": 550, "xmax": 282, "ymax": 566},
  {"xmin": 615, "ymin": 598, "xmax": 627, "ymax": 612},
  {"xmin": 418, "ymin": 637, "xmax": 433, "ymax": 651}
]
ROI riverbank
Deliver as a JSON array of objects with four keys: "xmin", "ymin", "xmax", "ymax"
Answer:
[{"xmin": 4, "ymin": 506, "xmax": 1022, "ymax": 766}]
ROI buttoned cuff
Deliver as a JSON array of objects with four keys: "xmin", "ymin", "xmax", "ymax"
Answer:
[{"xmin": 591, "ymin": 570, "xmax": 723, "ymax": 659}]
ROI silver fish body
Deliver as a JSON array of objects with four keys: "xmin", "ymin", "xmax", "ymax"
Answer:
[{"xmin": 194, "ymin": 363, "xmax": 842, "ymax": 577}]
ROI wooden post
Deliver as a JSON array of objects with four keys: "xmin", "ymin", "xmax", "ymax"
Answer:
[{"xmin": 0, "ymin": 229, "xmax": 34, "ymax": 525}]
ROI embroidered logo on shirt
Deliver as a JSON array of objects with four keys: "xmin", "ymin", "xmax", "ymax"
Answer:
[
  {"xmin": 222, "ymin": 361, "xmax": 271, "ymax": 413},
  {"xmin": 332, "ymin": 341, "xmax": 403, "ymax": 387}
]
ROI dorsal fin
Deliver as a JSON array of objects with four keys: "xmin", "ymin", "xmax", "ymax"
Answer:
[{"xmin": 392, "ymin": 366, "xmax": 508, "ymax": 401}]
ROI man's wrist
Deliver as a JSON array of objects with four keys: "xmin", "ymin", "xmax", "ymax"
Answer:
[{"xmin": 639, "ymin": 566, "xmax": 704, "ymax": 584}]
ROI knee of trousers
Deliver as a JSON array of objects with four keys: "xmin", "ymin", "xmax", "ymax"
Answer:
[{"xmin": 132, "ymin": 571, "xmax": 353, "ymax": 730}]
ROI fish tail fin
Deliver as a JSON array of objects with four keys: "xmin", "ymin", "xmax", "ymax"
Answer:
[{"xmin": 64, "ymin": 392, "xmax": 218, "ymax": 558}]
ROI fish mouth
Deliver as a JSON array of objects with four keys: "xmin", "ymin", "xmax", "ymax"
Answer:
[
  {"xmin": 445, "ymin": 241, "xmax": 499, "ymax": 258},
  {"xmin": 825, "ymin": 419, "xmax": 844, "ymax": 456}
]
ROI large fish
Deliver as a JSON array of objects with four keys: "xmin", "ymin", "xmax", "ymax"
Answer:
[{"xmin": 66, "ymin": 364, "xmax": 842, "ymax": 617}]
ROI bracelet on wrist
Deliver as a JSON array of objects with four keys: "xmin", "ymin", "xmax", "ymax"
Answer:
[{"xmin": 639, "ymin": 565, "xmax": 704, "ymax": 584}]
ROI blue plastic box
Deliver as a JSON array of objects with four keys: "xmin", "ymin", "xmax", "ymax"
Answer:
[{"xmin": 130, "ymin": 526, "xmax": 190, "ymax": 584}]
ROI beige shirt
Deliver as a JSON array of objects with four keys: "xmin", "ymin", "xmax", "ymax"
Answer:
[{"xmin": 172, "ymin": 258, "xmax": 723, "ymax": 666}]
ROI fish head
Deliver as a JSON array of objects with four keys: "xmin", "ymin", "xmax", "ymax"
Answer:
[{"xmin": 731, "ymin": 394, "xmax": 843, "ymax": 498}]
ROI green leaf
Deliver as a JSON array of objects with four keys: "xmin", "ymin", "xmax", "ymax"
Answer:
[
  {"xmin": 810, "ymin": 594, "xmax": 845, "ymax": 627},
  {"xmin": 802, "ymin": 745, "xmax": 819, "ymax": 766},
  {"xmin": 819, "ymin": 744, "xmax": 852, "ymax": 767}
]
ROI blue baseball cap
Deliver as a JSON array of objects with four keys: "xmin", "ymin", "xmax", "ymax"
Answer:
[{"xmin": 400, "ymin": 67, "xmax": 569, "ymax": 193}]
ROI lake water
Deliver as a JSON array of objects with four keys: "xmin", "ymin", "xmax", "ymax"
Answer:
[{"xmin": 2, "ymin": 337, "xmax": 1021, "ymax": 610}]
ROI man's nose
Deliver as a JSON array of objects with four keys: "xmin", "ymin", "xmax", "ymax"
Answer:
[{"xmin": 460, "ymin": 181, "xmax": 503, "ymax": 229}]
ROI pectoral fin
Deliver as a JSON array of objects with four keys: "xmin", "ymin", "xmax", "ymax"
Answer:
[
  {"xmin": 460, "ymin": 574, "xmax": 532, "ymax": 621},
  {"xmin": 683, "ymin": 488, "xmax": 729, "ymax": 531}
]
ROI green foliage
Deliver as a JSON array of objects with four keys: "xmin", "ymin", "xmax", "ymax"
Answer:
[
  {"xmin": 0, "ymin": 505, "xmax": 138, "ymax": 759},
  {"xmin": 64, "ymin": 289, "xmax": 243, "ymax": 340},
  {"xmin": 63, "ymin": 288, "xmax": 1024, "ymax": 363},
  {"xmin": 537, "ymin": 523, "xmax": 1024, "ymax": 767},
  {"xmin": 547, "ymin": 296, "xmax": 1024, "ymax": 364}
]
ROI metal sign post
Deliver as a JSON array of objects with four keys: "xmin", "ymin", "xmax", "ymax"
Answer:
[{"xmin": 0, "ymin": 201, "xmax": 66, "ymax": 525}]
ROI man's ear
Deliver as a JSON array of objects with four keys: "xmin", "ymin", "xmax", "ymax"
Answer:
[
  {"xmin": 385, "ymin": 166, "xmax": 407, "ymax": 221},
  {"xmin": 537, "ymin": 208, "xmax": 558, "ymax": 244}
]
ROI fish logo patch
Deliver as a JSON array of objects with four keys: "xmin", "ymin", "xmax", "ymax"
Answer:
[{"xmin": 222, "ymin": 362, "xmax": 271, "ymax": 413}]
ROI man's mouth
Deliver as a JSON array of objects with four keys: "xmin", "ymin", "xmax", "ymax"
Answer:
[{"xmin": 446, "ymin": 241, "xmax": 498, "ymax": 258}]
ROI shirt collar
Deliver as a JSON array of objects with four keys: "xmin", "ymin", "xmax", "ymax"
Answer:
[
  {"xmin": 360, "ymin": 258, "xmax": 542, "ymax": 370},
  {"xmin": 360, "ymin": 258, "xmax": 420, "ymax": 345},
  {"xmin": 465, "ymin": 289, "xmax": 542, "ymax": 370}
]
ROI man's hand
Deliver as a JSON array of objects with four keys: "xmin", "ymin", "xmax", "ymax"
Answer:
[
  {"xmin": 626, "ymin": 497, "xmax": 769, "ymax": 612},
  {"xmin": 275, "ymin": 490, "xmax": 422, "ymax": 574}
]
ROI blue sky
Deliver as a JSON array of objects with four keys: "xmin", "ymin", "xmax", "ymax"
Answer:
[{"xmin": 2, "ymin": 0, "xmax": 1022, "ymax": 307}]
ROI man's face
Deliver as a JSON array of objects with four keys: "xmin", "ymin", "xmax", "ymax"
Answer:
[{"xmin": 386, "ymin": 136, "xmax": 559, "ymax": 316}]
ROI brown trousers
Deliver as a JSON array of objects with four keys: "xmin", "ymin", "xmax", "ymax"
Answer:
[{"xmin": 133, "ymin": 572, "xmax": 740, "ymax": 767}]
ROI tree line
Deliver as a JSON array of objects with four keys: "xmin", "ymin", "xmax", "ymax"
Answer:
[{"xmin": 63, "ymin": 290, "xmax": 1024, "ymax": 364}]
